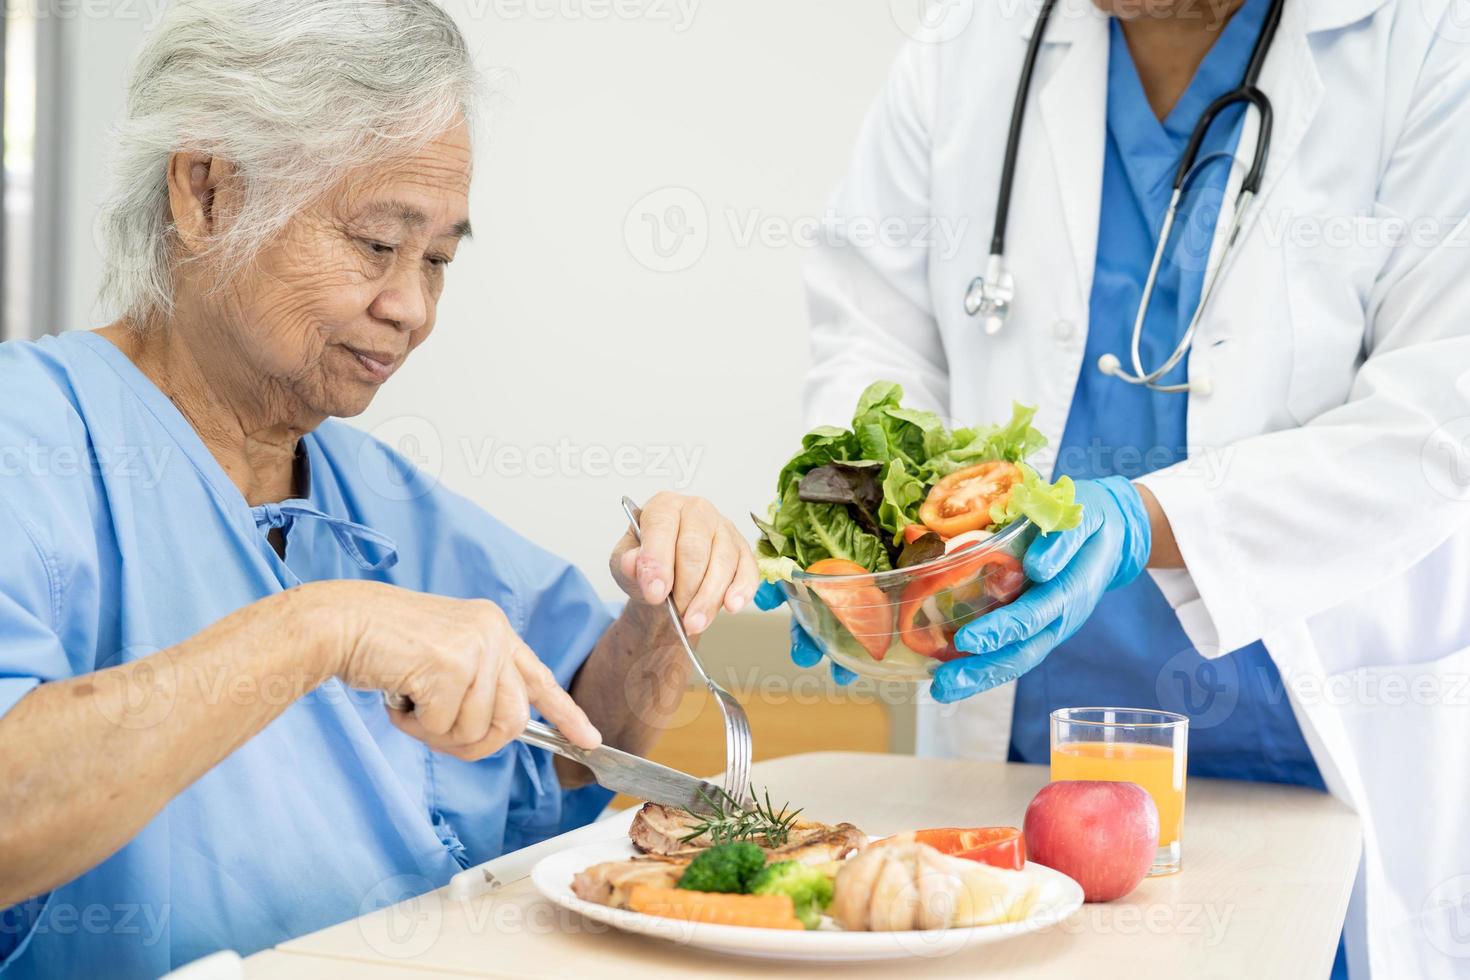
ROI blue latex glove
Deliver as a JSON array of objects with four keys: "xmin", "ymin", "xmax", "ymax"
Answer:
[
  {"xmin": 931, "ymin": 476, "xmax": 1152, "ymax": 704},
  {"xmin": 753, "ymin": 581, "xmax": 859, "ymax": 686}
]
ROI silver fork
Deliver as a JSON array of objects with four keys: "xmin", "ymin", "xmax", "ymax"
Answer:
[{"xmin": 620, "ymin": 495, "xmax": 752, "ymax": 806}]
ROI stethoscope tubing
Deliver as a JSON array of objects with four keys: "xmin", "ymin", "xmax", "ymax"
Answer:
[
  {"xmin": 975, "ymin": 0, "xmax": 1289, "ymax": 393},
  {"xmin": 990, "ymin": 0, "xmax": 1061, "ymax": 256}
]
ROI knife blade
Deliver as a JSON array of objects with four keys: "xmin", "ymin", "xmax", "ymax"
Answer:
[
  {"xmin": 381, "ymin": 692, "xmax": 729, "ymax": 816},
  {"xmin": 518, "ymin": 719, "xmax": 730, "ymax": 815}
]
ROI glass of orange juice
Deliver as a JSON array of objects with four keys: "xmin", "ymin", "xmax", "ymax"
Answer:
[{"xmin": 1050, "ymin": 707, "xmax": 1189, "ymax": 876}]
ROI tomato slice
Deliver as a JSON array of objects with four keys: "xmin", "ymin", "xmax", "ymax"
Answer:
[
  {"xmin": 874, "ymin": 827, "xmax": 1025, "ymax": 871},
  {"xmin": 897, "ymin": 548, "xmax": 1025, "ymax": 659},
  {"xmin": 918, "ymin": 461, "xmax": 1023, "ymax": 538},
  {"xmin": 983, "ymin": 553, "xmax": 1027, "ymax": 603},
  {"xmin": 803, "ymin": 558, "xmax": 894, "ymax": 660}
]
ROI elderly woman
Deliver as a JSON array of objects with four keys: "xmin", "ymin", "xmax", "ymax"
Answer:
[{"xmin": 0, "ymin": 1, "xmax": 758, "ymax": 975}]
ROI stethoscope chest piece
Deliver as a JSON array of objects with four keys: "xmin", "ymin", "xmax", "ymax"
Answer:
[
  {"xmin": 964, "ymin": 253, "xmax": 1014, "ymax": 335},
  {"xmin": 962, "ymin": 0, "xmax": 1285, "ymax": 395}
]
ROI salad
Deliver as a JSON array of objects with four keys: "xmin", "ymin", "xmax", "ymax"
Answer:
[{"xmin": 754, "ymin": 382, "xmax": 1084, "ymax": 674}]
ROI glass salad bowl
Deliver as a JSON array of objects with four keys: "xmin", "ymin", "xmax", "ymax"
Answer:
[{"xmin": 778, "ymin": 519, "xmax": 1039, "ymax": 681}]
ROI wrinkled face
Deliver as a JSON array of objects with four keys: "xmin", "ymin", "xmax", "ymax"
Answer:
[{"xmin": 209, "ymin": 120, "xmax": 473, "ymax": 421}]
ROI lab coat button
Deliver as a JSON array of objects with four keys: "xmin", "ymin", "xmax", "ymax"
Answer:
[{"xmin": 1052, "ymin": 319, "xmax": 1075, "ymax": 343}]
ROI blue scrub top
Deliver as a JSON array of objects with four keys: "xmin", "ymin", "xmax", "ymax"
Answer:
[
  {"xmin": 1009, "ymin": 2, "xmax": 1326, "ymax": 788},
  {"xmin": 0, "ymin": 331, "xmax": 615, "ymax": 978},
  {"xmin": 1009, "ymin": 10, "xmax": 1348, "ymax": 969}
]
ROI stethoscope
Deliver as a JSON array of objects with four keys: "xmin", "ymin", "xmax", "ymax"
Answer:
[{"xmin": 963, "ymin": 0, "xmax": 1287, "ymax": 394}]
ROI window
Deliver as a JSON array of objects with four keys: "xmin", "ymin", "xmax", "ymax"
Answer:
[{"xmin": 3, "ymin": 3, "xmax": 38, "ymax": 341}]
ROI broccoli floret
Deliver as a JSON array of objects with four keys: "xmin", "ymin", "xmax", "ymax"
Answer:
[
  {"xmin": 676, "ymin": 842, "xmax": 767, "ymax": 894},
  {"xmin": 749, "ymin": 860, "xmax": 834, "ymax": 929}
]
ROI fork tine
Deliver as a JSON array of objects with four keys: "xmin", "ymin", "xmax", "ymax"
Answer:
[
  {"xmin": 620, "ymin": 496, "xmax": 755, "ymax": 810},
  {"xmin": 711, "ymin": 685, "xmax": 751, "ymax": 806}
]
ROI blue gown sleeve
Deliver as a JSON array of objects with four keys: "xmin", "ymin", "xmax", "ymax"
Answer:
[
  {"xmin": 0, "ymin": 494, "xmax": 74, "ymax": 720},
  {"xmin": 0, "ymin": 495, "xmax": 76, "ymax": 965}
]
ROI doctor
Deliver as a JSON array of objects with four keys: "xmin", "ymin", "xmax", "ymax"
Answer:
[{"xmin": 758, "ymin": 0, "xmax": 1470, "ymax": 975}]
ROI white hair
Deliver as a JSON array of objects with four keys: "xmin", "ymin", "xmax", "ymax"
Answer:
[{"xmin": 97, "ymin": 0, "xmax": 480, "ymax": 325}]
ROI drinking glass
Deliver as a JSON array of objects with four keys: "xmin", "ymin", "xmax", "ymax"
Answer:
[{"xmin": 1050, "ymin": 707, "xmax": 1189, "ymax": 876}]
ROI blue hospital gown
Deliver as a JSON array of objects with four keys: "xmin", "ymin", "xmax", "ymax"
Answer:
[{"xmin": 0, "ymin": 330, "xmax": 614, "ymax": 977}]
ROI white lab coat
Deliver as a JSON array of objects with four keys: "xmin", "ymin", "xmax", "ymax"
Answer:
[{"xmin": 800, "ymin": 0, "xmax": 1470, "ymax": 976}]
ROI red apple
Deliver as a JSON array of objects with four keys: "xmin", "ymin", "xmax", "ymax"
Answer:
[{"xmin": 1023, "ymin": 780, "xmax": 1159, "ymax": 902}]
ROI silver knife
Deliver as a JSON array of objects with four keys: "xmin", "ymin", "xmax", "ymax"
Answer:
[
  {"xmin": 382, "ymin": 692, "xmax": 727, "ymax": 815},
  {"xmin": 518, "ymin": 719, "xmax": 730, "ymax": 815}
]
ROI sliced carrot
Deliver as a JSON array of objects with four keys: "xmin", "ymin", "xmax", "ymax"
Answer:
[
  {"xmin": 804, "ymin": 558, "xmax": 894, "ymax": 660},
  {"xmin": 627, "ymin": 886, "xmax": 803, "ymax": 930},
  {"xmin": 902, "ymin": 523, "xmax": 933, "ymax": 544}
]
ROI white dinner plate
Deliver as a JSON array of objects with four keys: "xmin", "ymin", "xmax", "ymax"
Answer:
[{"xmin": 531, "ymin": 839, "xmax": 1083, "ymax": 962}]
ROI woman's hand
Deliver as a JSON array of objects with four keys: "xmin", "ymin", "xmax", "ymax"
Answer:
[
  {"xmin": 932, "ymin": 476, "xmax": 1152, "ymax": 702},
  {"xmin": 306, "ymin": 580, "xmax": 601, "ymax": 759},
  {"xmin": 610, "ymin": 492, "xmax": 760, "ymax": 635}
]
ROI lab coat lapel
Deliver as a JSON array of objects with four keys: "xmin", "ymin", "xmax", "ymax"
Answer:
[
  {"xmin": 1034, "ymin": 5, "xmax": 1109, "ymax": 307},
  {"xmin": 1198, "ymin": 0, "xmax": 1325, "ymax": 300}
]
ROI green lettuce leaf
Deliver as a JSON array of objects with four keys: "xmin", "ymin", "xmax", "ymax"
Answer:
[
  {"xmin": 877, "ymin": 459, "xmax": 926, "ymax": 544},
  {"xmin": 988, "ymin": 464, "xmax": 1084, "ymax": 534},
  {"xmin": 772, "ymin": 482, "xmax": 892, "ymax": 572},
  {"xmin": 755, "ymin": 537, "xmax": 800, "ymax": 583},
  {"xmin": 920, "ymin": 402, "xmax": 1047, "ymax": 480},
  {"xmin": 852, "ymin": 380, "xmax": 904, "ymax": 418},
  {"xmin": 753, "ymin": 382, "xmax": 1083, "ymax": 575},
  {"xmin": 849, "ymin": 381, "xmax": 949, "ymax": 469}
]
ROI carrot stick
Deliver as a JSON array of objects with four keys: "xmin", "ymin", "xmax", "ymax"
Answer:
[{"xmin": 627, "ymin": 886, "xmax": 803, "ymax": 930}]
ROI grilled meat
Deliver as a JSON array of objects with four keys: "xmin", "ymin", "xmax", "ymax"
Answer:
[
  {"xmin": 627, "ymin": 802, "xmax": 706, "ymax": 856},
  {"xmin": 571, "ymin": 854, "xmax": 688, "ymax": 909},
  {"xmin": 768, "ymin": 823, "xmax": 868, "ymax": 865},
  {"xmin": 628, "ymin": 802, "xmax": 866, "ymax": 863}
]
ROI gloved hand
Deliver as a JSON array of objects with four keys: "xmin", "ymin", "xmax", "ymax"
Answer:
[
  {"xmin": 753, "ymin": 581, "xmax": 860, "ymax": 686},
  {"xmin": 931, "ymin": 475, "xmax": 1152, "ymax": 703}
]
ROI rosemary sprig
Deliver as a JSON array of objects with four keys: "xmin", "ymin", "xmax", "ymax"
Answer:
[{"xmin": 680, "ymin": 785, "xmax": 804, "ymax": 847}]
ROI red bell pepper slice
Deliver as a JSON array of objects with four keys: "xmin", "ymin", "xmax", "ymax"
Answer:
[{"xmin": 897, "ymin": 547, "xmax": 1024, "ymax": 659}]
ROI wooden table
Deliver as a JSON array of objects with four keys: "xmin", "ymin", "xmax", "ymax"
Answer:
[{"xmin": 244, "ymin": 752, "xmax": 1360, "ymax": 979}]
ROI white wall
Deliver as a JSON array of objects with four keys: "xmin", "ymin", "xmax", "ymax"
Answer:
[{"xmin": 58, "ymin": 0, "xmax": 906, "ymax": 595}]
